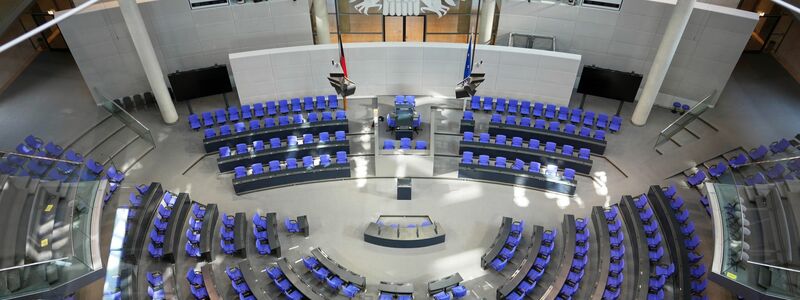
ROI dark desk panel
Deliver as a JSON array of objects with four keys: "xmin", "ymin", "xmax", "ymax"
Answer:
[
  {"xmin": 427, "ymin": 273, "xmax": 463, "ymax": 295},
  {"xmin": 378, "ymin": 281, "xmax": 414, "ymax": 295},
  {"xmin": 496, "ymin": 225, "xmax": 544, "ymax": 299},
  {"xmin": 200, "ymin": 264, "xmax": 222, "ymax": 300},
  {"xmin": 488, "ymin": 124, "xmax": 607, "ymax": 155},
  {"xmin": 123, "ymin": 182, "xmax": 163, "ymax": 263},
  {"xmin": 163, "ymin": 193, "xmax": 191, "ymax": 263},
  {"xmin": 648, "ymin": 185, "xmax": 691, "ymax": 299},
  {"xmin": 481, "ymin": 217, "xmax": 513, "ymax": 269},
  {"xmin": 459, "ymin": 141, "xmax": 593, "ymax": 174},
  {"xmin": 232, "ymin": 212, "xmax": 247, "ymax": 257},
  {"xmin": 277, "ymin": 258, "xmax": 325, "ymax": 300},
  {"xmin": 217, "ymin": 141, "xmax": 350, "ymax": 172},
  {"xmin": 363, "ymin": 223, "xmax": 446, "ymax": 248},
  {"xmin": 459, "ymin": 120, "xmax": 475, "ymax": 134},
  {"xmin": 233, "ymin": 164, "xmax": 351, "ymax": 195},
  {"xmin": 311, "ymin": 247, "xmax": 366, "ymax": 288},
  {"xmin": 203, "ymin": 120, "xmax": 348, "ymax": 153},
  {"xmin": 237, "ymin": 259, "xmax": 271, "ymax": 300},
  {"xmin": 542, "ymin": 214, "xmax": 577, "ymax": 300},
  {"xmin": 265, "ymin": 212, "xmax": 281, "ymax": 257},
  {"xmin": 458, "ymin": 163, "xmax": 577, "ymax": 195},
  {"xmin": 589, "ymin": 207, "xmax": 612, "ymax": 300},
  {"xmin": 619, "ymin": 196, "xmax": 652, "ymax": 300},
  {"xmin": 198, "ymin": 204, "xmax": 218, "ymax": 262}
]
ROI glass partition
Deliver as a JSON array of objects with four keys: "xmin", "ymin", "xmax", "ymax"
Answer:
[
  {"xmin": 97, "ymin": 88, "xmax": 155, "ymax": 146},
  {"xmin": 654, "ymin": 90, "xmax": 716, "ymax": 148}
]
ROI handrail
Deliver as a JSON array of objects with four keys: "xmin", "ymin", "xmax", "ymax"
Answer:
[
  {"xmin": 0, "ymin": 150, "xmax": 82, "ymax": 165},
  {"xmin": 0, "ymin": 0, "xmax": 100, "ymax": 53},
  {"xmin": 737, "ymin": 155, "xmax": 800, "ymax": 167},
  {"xmin": 654, "ymin": 90, "xmax": 717, "ymax": 148}
]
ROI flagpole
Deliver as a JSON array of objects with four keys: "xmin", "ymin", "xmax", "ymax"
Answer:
[
  {"xmin": 334, "ymin": 0, "xmax": 348, "ymax": 110},
  {"xmin": 471, "ymin": 0, "xmax": 481, "ymax": 68}
]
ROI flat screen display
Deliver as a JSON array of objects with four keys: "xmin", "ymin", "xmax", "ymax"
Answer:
[
  {"xmin": 168, "ymin": 65, "xmax": 233, "ymax": 101},
  {"xmin": 576, "ymin": 65, "xmax": 643, "ymax": 102}
]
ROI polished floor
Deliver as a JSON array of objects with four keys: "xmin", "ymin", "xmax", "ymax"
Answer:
[{"xmin": 1, "ymin": 51, "xmax": 799, "ymax": 299}]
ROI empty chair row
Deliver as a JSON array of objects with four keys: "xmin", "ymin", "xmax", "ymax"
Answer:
[
  {"xmin": 488, "ymin": 114, "xmax": 608, "ymax": 140},
  {"xmin": 225, "ymin": 265, "xmax": 261, "ymax": 300},
  {"xmin": 463, "ymin": 132, "xmax": 591, "ymax": 159},
  {"xmin": 253, "ymin": 212, "xmax": 278, "ymax": 256},
  {"xmin": 186, "ymin": 267, "xmax": 210, "ymax": 300},
  {"xmin": 503, "ymin": 229, "xmax": 557, "ymax": 299},
  {"xmin": 220, "ymin": 212, "xmax": 246, "ymax": 256},
  {"xmin": 146, "ymin": 271, "xmax": 165, "ymax": 299},
  {"xmin": 394, "ymin": 95, "xmax": 416, "ymax": 107},
  {"xmin": 203, "ymin": 110, "xmax": 346, "ymax": 139},
  {"xmin": 658, "ymin": 186, "xmax": 707, "ymax": 298},
  {"xmin": 558, "ymin": 218, "xmax": 591, "ymax": 299},
  {"xmin": 485, "ymin": 219, "xmax": 525, "ymax": 272},
  {"xmin": 220, "ymin": 131, "xmax": 346, "ymax": 158},
  {"xmin": 602, "ymin": 205, "xmax": 625, "ymax": 300},
  {"xmin": 467, "ymin": 97, "xmax": 623, "ymax": 131},
  {"xmin": 234, "ymin": 152, "xmax": 349, "ymax": 179},
  {"xmin": 302, "ymin": 256, "xmax": 363, "ymax": 297},
  {"xmin": 460, "ymin": 152, "xmax": 576, "ymax": 181},
  {"xmin": 189, "ymin": 95, "xmax": 339, "ymax": 129},
  {"xmin": 383, "ymin": 138, "xmax": 427, "ymax": 150}
]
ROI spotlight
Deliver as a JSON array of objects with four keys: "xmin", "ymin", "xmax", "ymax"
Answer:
[
  {"xmin": 455, "ymin": 73, "xmax": 485, "ymax": 99},
  {"xmin": 328, "ymin": 73, "xmax": 356, "ymax": 97}
]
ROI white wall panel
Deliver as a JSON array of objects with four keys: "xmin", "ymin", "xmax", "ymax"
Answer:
[{"xmin": 230, "ymin": 43, "xmax": 581, "ymax": 105}]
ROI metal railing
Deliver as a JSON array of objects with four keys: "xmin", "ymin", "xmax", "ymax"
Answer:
[{"xmin": 654, "ymin": 90, "xmax": 717, "ymax": 148}]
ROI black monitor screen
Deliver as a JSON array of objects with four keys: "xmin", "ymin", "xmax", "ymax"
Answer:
[
  {"xmin": 576, "ymin": 65, "xmax": 643, "ymax": 102},
  {"xmin": 168, "ymin": 65, "xmax": 233, "ymax": 101}
]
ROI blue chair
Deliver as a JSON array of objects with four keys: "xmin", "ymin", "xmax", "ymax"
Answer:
[
  {"xmin": 154, "ymin": 217, "xmax": 169, "ymax": 231},
  {"xmin": 286, "ymin": 218, "xmax": 301, "ymax": 232},
  {"xmin": 189, "ymin": 114, "xmax": 201, "ymax": 130},
  {"xmin": 479, "ymin": 133, "xmax": 490, "ymax": 143},
  {"xmin": 685, "ymin": 235, "xmax": 701, "ymax": 250},
  {"xmin": 286, "ymin": 158, "xmax": 297, "ymax": 169},
  {"xmin": 496, "ymin": 135, "xmax": 507, "ymax": 145},
  {"xmin": 688, "ymin": 251, "xmax": 704, "ymax": 264},
  {"xmin": 234, "ymin": 122, "xmax": 246, "ymax": 133},
  {"xmin": 490, "ymin": 113, "xmax": 502, "ymax": 123},
  {"xmin": 336, "ymin": 151, "xmax": 348, "ymax": 164},
  {"xmin": 312, "ymin": 267, "xmax": 330, "ymax": 280},
  {"xmin": 416, "ymin": 141, "xmax": 427, "ymax": 150},
  {"xmin": 505, "ymin": 115, "xmax": 517, "ymax": 125},
  {"xmin": 610, "ymin": 115, "xmax": 622, "ymax": 132},
  {"xmin": 236, "ymin": 143, "xmax": 248, "ymax": 155},
  {"xmin": 343, "ymin": 284, "xmax": 360, "ymax": 298},
  {"xmin": 185, "ymin": 241, "xmax": 201, "ymax": 257},
  {"xmin": 478, "ymin": 155, "xmax": 490, "ymax": 166},
  {"xmin": 655, "ymin": 263, "xmax": 675, "ymax": 277},
  {"xmin": 470, "ymin": 96, "xmax": 481, "ymax": 110},
  {"xmin": 288, "ymin": 135, "xmax": 298, "ymax": 147},
  {"xmin": 534, "ymin": 119, "xmax": 546, "ymax": 129},
  {"xmin": 266, "ymin": 101, "xmax": 277, "ymax": 116},
  {"xmin": 433, "ymin": 291, "xmax": 451, "ymax": 300},
  {"xmin": 529, "ymin": 161, "xmax": 541, "ymax": 173},
  {"xmin": 220, "ymin": 226, "xmax": 234, "ymax": 241},
  {"xmin": 594, "ymin": 130, "xmax": 606, "ymax": 141},
  {"xmin": 302, "ymin": 156, "xmax": 314, "ymax": 168},
  {"xmin": 192, "ymin": 203, "xmax": 206, "ymax": 219},
  {"xmin": 150, "ymin": 229, "xmax": 165, "ymax": 244},
  {"xmin": 228, "ymin": 106, "xmax": 240, "ymax": 122},
  {"xmin": 253, "ymin": 103, "xmax": 265, "ymax": 118},
  {"xmin": 264, "ymin": 118, "xmax": 275, "ymax": 128},
  {"xmin": 508, "ymin": 99, "xmax": 519, "ymax": 113},
  {"xmin": 511, "ymin": 159, "xmax": 525, "ymax": 171},
  {"xmin": 253, "ymin": 140, "xmax": 265, "ymax": 152},
  {"xmin": 202, "ymin": 112, "xmax": 214, "ymax": 127},
  {"xmin": 336, "ymin": 110, "xmax": 347, "ymax": 120},
  {"xmin": 691, "ymin": 279, "xmax": 707, "ymax": 294},
  {"xmin": 400, "ymin": 138, "xmax": 411, "ymax": 150},
  {"xmin": 495, "ymin": 157, "xmax": 507, "ymax": 168},
  {"xmin": 278, "ymin": 100, "xmax": 289, "ymax": 114},
  {"xmin": 605, "ymin": 206, "xmax": 618, "ymax": 221},
  {"xmin": 687, "ymin": 171, "xmax": 706, "ymax": 186},
  {"xmin": 570, "ymin": 108, "xmax": 582, "ymax": 124},
  {"xmin": 328, "ymin": 95, "xmax": 339, "ymax": 109},
  {"xmin": 564, "ymin": 168, "xmax": 575, "ymax": 181},
  {"xmin": 583, "ymin": 111, "xmax": 595, "ymax": 127},
  {"xmin": 520, "ymin": 100, "xmax": 531, "ymax": 115},
  {"xmin": 646, "ymin": 234, "xmax": 662, "ymax": 248},
  {"xmin": 579, "ymin": 127, "xmax": 590, "ymax": 137},
  {"xmin": 544, "ymin": 104, "xmax": 556, "ymax": 119},
  {"xmin": 308, "ymin": 112, "xmax": 319, "ymax": 123},
  {"xmin": 291, "ymin": 98, "xmax": 302, "ymax": 113},
  {"xmin": 770, "ymin": 138, "xmax": 790, "ymax": 153},
  {"xmin": 562, "ymin": 145, "xmax": 574, "ymax": 156},
  {"xmin": 557, "ymin": 106, "xmax": 569, "ymax": 121},
  {"xmin": 463, "ymin": 132, "xmax": 474, "ymax": 142},
  {"xmin": 610, "ymin": 245, "xmax": 625, "ymax": 260},
  {"xmin": 256, "ymin": 238, "xmax": 272, "ymax": 255},
  {"xmin": 268, "ymin": 138, "xmax": 280, "ymax": 149},
  {"xmin": 511, "ymin": 137, "xmax": 523, "ymax": 147},
  {"xmin": 690, "ymin": 264, "xmax": 706, "ymax": 279},
  {"xmin": 327, "ymin": 276, "xmax": 344, "ymax": 290},
  {"xmin": 147, "ymin": 271, "xmax": 164, "ymax": 287},
  {"xmin": 545, "ymin": 142, "xmax": 556, "ymax": 153},
  {"xmin": 520, "ymin": 117, "xmax": 531, "ymax": 127},
  {"xmin": 302, "ymin": 134, "xmax": 314, "ymax": 144},
  {"xmin": 215, "ymin": 109, "xmax": 227, "ymax": 125},
  {"xmin": 649, "ymin": 275, "xmax": 666, "ymax": 290},
  {"xmin": 649, "ymin": 247, "xmax": 664, "ymax": 262},
  {"xmin": 252, "ymin": 163, "xmax": 264, "ymax": 175},
  {"xmin": 463, "ymin": 111, "xmax": 473, "ymax": 120},
  {"xmin": 248, "ymin": 119, "xmax": 261, "ymax": 130},
  {"xmin": 490, "ymin": 98, "xmax": 505, "ymax": 113},
  {"xmin": 644, "ymin": 220, "xmax": 659, "ymax": 235},
  {"xmin": 750, "ymin": 145, "xmax": 768, "ymax": 161},
  {"xmin": 609, "ymin": 260, "xmax": 624, "ymax": 274},
  {"xmin": 148, "ymin": 243, "xmax": 163, "ymax": 258},
  {"xmin": 452, "ymin": 285, "xmax": 468, "ymax": 298},
  {"xmin": 675, "ymin": 209, "xmax": 690, "ymax": 223},
  {"xmin": 634, "ymin": 194, "xmax": 648, "ymax": 209},
  {"xmin": 564, "ymin": 124, "xmax": 576, "ymax": 134},
  {"xmin": 316, "ymin": 96, "xmax": 327, "ymax": 110},
  {"xmin": 597, "ymin": 114, "xmax": 609, "ymax": 129},
  {"xmin": 278, "ymin": 116, "xmax": 290, "ymax": 126},
  {"xmin": 292, "ymin": 114, "xmax": 304, "ymax": 124},
  {"xmin": 129, "ymin": 192, "xmax": 142, "ymax": 207},
  {"xmin": 483, "ymin": 96, "xmax": 494, "ymax": 111},
  {"xmin": 219, "ymin": 125, "xmax": 232, "ymax": 136},
  {"xmin": 533, "ymin": 102, "xmax": 544, "ymax": 118},
  {"xmin": 671, "ymin": 196, "xmax": 685, "ymax": 211},
  {"xmin": 225, "ymin": 267, "xmax": 243, "ymax": 281},
  {"xmin": 529, "ymin": 139, "xmax": 540, "ymax": 149},
  {"xmin": 320, "ymin": 155, "xmax": 331, "ymax": 167},
  {"xmin": 578, "ymin": 148, "xmax": 590, "ymax": 160},
  {"xmin": 543, "ymin": 229, "xmax": 557, "ymax": 243},
  {"xmin": 336, "ymin": 131, "xmax": 346, "ymax": 141},
  {"xmin": 548, "ymin": 121, "xmax": 560, "ymax": 131},
  {"xmin": 234, "ymin": 166, "xmax": 247, "ymax": 179},
  {"xmin": 640, "ymin": 208, "xmax": 654, "ymax": 222},
  {"xmin": 241, "ymin": 104, "xmax": 252, "ymax": 120},
  {"xmin": 461, "ymin": 152, "xmax": 473, "ymax": 164}
]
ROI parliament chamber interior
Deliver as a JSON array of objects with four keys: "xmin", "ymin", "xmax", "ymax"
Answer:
[{"xmin": 0, "ymin": 0, "xmax": 799, "ymax": 299}]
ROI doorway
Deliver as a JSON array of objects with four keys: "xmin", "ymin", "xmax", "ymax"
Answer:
[{"xmin": 383, "ymin": 16, "xmax": 426, "ymax": 42}]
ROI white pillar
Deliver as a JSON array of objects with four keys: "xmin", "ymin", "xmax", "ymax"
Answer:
[
  {"xmin": 478, "ymin": 0, "xmax": 496, "ymax": 44},
  {"xmin": 631, "ymin": 0, "xmax": 695, "ymax": 126},
  {"xmin": 118, "ymin": 0, "xmax": 178, "ymax": 124},
  {"xmin": 313, "ymin": 0, "xmax": 331, "ymax": 44}
]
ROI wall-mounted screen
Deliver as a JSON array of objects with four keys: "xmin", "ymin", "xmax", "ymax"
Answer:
[
  {"xmin": 168, "ymin": 65, "xmax": 233, "ymax": 102},
  {"xmin": 576, "ymin": 65, "xmax": 642, "ymax": 103}
]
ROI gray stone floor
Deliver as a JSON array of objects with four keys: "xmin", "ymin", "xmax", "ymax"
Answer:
[{"xmin": 1, "ymin": 51, "xmax": 799, "ymax": 299}]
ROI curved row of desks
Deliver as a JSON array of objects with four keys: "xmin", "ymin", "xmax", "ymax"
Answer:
[
  {"xmin": 481, "ymin": 217, "xmax": 514, "ymax": 269},
  {"xmin": 218, "ymin": 141, "xmax": 350, "ymax": 172},
  {"xmin": 648, "ymin": 185, "xmax": 692, "ymax": 299},
  {"xmin": 123, "ymin": 182, "xmax": 163, "ymax": 263},
  {"xmin": 459, "ymin": 141, "xmax": 593, "ymax": 174},
  {"xmin": 363, "ymin": 222, "xmax": 446, "ymax": 248},
  {"xmin": 196, "ymin": 203, "xmax": 219, "ymax": 262},
  {"xmin": 458, "ymin": 163, "xmax": 577, "ymax": 195},
  {"xmin": 496, "ymin": 225, "xmax": 544, "ymax": 299},
  {"xmin": 203, "ymin": 120, "xmax": 348, "ymax": 152},
  {"xmin": 487, "ymin": 124, "xmax": 607, "ymax": 155},
  {"xmin": 233, "ymin": 163, "xmax": 352, "ymax": 195},
  {"xmin": 589, "ymin": 206, "xmax": 612, "ymax": 299},
  {"xmin": 311, "ymin": 247, "xmax": 367, "ymax": 288},
  {"xmin": 618, "ymin": 196, "xmax": 653, "ymax": 300},
  {"xmin": 277, "ymin": 257, "xmax": 326, "ymax": 300},
  {"xmin": 162, "ymin": 193, "xmax": 191, "ymax": 263},
  {"xmin": 541, "ymin": 214, "xmax": 577, "ymax": 300}
]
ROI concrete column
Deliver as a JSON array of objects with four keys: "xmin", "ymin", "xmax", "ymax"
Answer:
[
  {"xmin": 118, "ymin": 0, "xmax": 178, "ymax": 124},
  {"xmin": 631, "ymin": 0, "xmax": 695, "ymax": 126},
  {"xmin": 477, "ymin": 0, "xmax": 496, "ymax": 44},
  {"xmin": 313, "ymin": 0, "xmax": 331, "ymax": 44}
]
